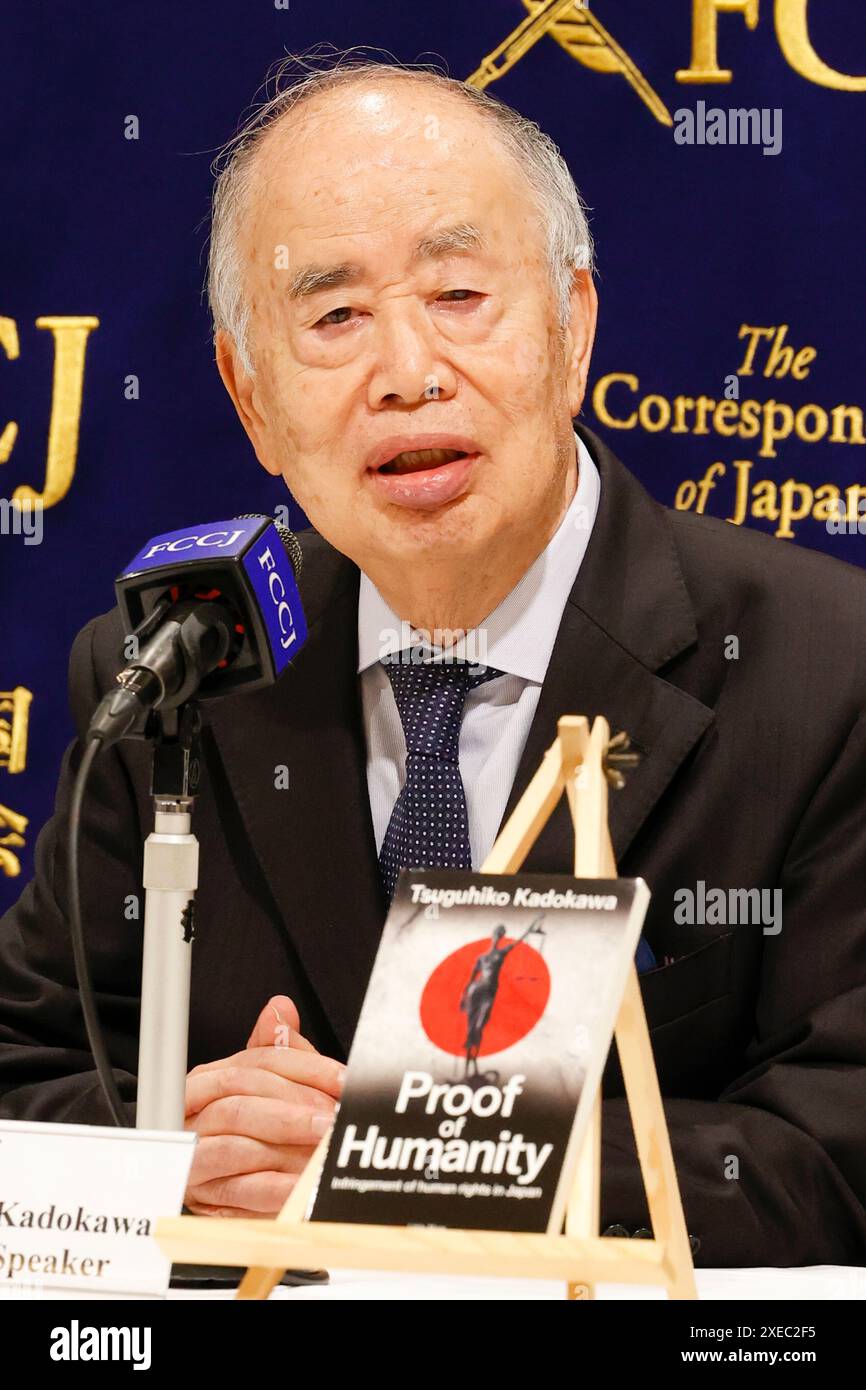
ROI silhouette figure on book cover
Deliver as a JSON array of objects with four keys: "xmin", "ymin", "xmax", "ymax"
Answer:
[{"xmin": 459, "ymin": 915, "xmax": 545, "ymax": 1076}]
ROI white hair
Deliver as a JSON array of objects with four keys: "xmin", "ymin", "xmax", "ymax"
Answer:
[{"xmin": 207, "ymin": 49, "xmax": 595, "ymax": 376}]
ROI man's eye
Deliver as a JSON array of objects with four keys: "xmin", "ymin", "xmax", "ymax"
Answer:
[
  {"xmin": 312, "ymin": 293, "xmax": 481, "ymax": 327},
  {"xmin": 437, "ymin": 290, "xmax": 481, "ymax": 304},
  {"xmin": 315, "ymin": 306, "xmax": 354, "ymax": 327}
]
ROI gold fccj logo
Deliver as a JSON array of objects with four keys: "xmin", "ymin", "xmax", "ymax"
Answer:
[
  {"xmin": 467, "ymin": 0, "xmax": 866, "ymax": 123},
  {"xmin": 467, "ymin": 0, "xmax": 674, "ymax": 124}
]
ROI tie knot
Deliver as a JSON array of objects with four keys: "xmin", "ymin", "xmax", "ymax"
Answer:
[{"xmin": 382, "ymin": 658, "xmax": 503, "ymax": 762}]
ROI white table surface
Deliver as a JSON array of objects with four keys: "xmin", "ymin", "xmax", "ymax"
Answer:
[{"xmin": 167, "ymin": 1264, "xmax": 866, "ymax": 1301}]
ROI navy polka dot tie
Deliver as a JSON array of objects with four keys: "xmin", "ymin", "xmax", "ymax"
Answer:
[{"xmin": 378, "ymin": 658, "xmax": 504, "ymax": 902}]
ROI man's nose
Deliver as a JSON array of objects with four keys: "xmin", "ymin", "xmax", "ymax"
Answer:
[{"xmin": 367, "ymin": 305, "xmax": 457, "ymax": 408}]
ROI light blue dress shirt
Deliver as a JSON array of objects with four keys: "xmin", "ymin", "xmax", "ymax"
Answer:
[{"xmin": 357, "ymin": 431, "xmax": 600, "ymax": 868}]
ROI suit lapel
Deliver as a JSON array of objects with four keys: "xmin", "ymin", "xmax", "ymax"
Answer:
[
  {"xmin": 499, "ymin": 426, "xmax": 714, "ymax": 871},
  {"xmin": 206, "ymin": 539, "xmax": 384, "ymax": 1054}
]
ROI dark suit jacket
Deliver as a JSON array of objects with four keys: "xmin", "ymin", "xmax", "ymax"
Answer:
[{"xmin": 2, "ymin": 425, "xmax": 865, "ymax": 1267}]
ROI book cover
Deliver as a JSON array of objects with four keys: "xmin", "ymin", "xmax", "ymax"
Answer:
[{"xmin": 310, "ymin": 870, "xmax": 650, "ymax": 1234}]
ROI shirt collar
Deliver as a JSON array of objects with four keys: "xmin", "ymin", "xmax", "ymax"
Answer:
[{"xmin": 357, "ymin": 430, "xmax": 600, "ymax": 682}]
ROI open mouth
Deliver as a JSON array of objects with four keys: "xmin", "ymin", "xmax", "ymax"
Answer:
[
  {"xmin": 378, "ymin": 447, "xmax": 471, "ymax": 475},
  {"xmin": 367, "ymin": 439, "xmax": 480, "ymax": 509}
]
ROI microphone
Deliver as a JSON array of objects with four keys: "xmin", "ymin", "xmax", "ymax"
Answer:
[{"xmin": 87, "ymin": 514, "xmax": 307, "ymax": 747}]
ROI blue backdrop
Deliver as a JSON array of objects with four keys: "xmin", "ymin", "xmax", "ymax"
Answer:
[{"xmin": 2, "ymin": 0, "xmax": 864, "ymax": 907}]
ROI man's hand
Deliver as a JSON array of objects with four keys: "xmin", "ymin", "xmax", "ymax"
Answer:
[{"xmin": 183, "ymin": 995, "xmax": 344, "ymax": 1218}]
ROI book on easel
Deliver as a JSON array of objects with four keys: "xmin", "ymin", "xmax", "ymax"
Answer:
[
  {"xmin": 154, "ymin": 716, "xmax": 696, "ymax": 1302},
  {"xmin": 309, "ymin": 868, "xmax": 650, "ymax": 1235}
]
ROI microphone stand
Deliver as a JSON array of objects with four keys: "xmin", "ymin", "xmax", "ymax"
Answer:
[{"xmin": 136, "ymin": 701, "xmax": 201, "ymax": 1131}]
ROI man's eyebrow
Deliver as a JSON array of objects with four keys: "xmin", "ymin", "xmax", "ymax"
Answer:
[
  {"xmin": 287, "ymin": 223, "xmax": 487, "ymax": 302},
  {"xmin": 410, "ymin": 222, "xmax": 487, "ymax": 262},
  {"xmin": 288, "ymin": 262, "xmax": 364, "ymax": 301}
]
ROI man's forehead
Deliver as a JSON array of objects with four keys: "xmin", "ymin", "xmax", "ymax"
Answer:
[
  {"xmin": 248, "ymin": 153, "xmax": 531, "ymax": 272},
  {"xmin": 249, "ymin": 88, "xmax": 526, "ymax": 225},
  {"xmin": 258, "ymin": 80, "xmax": 495, "ymax": 163},
  {"xmin": 241, "ymin": 85, "xmax": 543, "ymax": 281}
]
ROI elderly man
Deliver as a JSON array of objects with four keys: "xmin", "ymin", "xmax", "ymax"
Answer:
[{"xmin": 1, "ymin": 59, "xmax": 865, "ymax": 1269}]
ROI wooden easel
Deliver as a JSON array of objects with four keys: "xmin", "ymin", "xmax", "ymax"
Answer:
[{"xmin": 154, "ymin": 716, "xmax": 697, "ymax": 1301}]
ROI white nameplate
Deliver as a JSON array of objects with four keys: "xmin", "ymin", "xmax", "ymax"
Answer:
[{"xmin": 0, "ymin": 1120, "xmax": 195, "ymax": 1298}]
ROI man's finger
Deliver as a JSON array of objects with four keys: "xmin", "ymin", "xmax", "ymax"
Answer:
[
  {"xmin": 186, "ymin": 1062, "xmax": 325, "ymax": 1118},
  {"xmin": 189, "ymin": 1093, "xmax": 336, "ymax": 1148},
  {"xmin": 197, "ymin": 1046, "xmax": 345, "ymax": 1099},
  {"xmin": 185, "ymin": 1132, "xmax": 311, "ymax": 1186},
  {"xmin": 185, "ymin": 1064, "xmax": 340, "ymax": 1122},
  {"xmin": 186, "ymin": 1169, "xmax": 300, "ymax": 1216},
  {"xmin": 246, "ymin": 995, "xmax": 314, "ymax": 1051}
]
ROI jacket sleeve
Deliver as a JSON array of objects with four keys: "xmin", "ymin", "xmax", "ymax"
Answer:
[
  {"xmin": 601, "ymin": 711, "xmax": 866, "ymax": 1267},
  {"xmin": 0, "ymin": 613, "xmax": 141, "ymax": 1124}
]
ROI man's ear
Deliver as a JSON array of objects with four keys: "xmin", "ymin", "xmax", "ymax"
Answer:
[
  {"xmin": 563, "ymin": 270, "xmax": 598, "ymax": 419},
  {"xmin": 214, "ymin": 329, "xmax": 282, "ymax": 477}
]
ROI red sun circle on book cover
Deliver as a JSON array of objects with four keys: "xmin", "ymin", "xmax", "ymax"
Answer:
[{"xmin": 419, "ymin": 938, "xmax": 551, "ymax": 1057}]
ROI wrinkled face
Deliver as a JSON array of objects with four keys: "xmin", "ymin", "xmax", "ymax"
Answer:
[{"xmin": 219, "ymin": 82, "xmax": 596, "ymax": 575}]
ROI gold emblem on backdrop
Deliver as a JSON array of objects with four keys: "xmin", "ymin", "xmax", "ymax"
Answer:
[
  {"xmin": 0, "ymin": 315, "xmax": 99, "ymax": 509},
  {"xmin": 467, "ymin": 0, "xmax": 866, "ymax": 121},
  {"xmin": 0, "ymin": 687, "xmax": 32, "ymax": 877},
  {"xmin": 0, "ymin": 687, "xmax": 32, "ymax": 775},
  {"xmin": 0, "ymin": 803, "xmax": 28, "ymax": 878},
  {"xmin": 467, "ymin": 0, "xmax": 672, "ymax": 124}
]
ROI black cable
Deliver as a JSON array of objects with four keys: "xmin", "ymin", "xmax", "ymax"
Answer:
[{"xmin": 67, "ymin": 736, "xmax": 129, "ymax": 1127}]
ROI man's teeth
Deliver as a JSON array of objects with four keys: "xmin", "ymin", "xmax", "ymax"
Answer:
[{"xmin": 382, "ymin": 447, "xmax": 469, "ymax": 474}]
